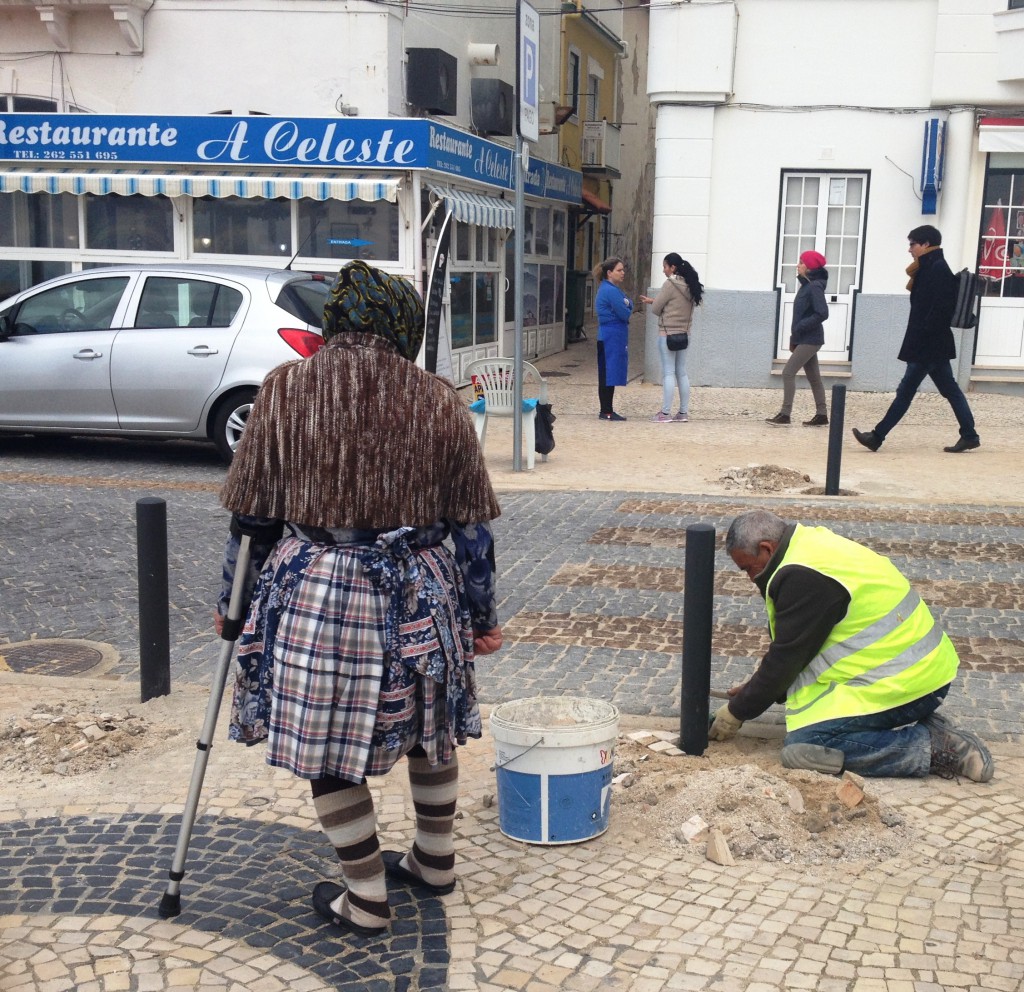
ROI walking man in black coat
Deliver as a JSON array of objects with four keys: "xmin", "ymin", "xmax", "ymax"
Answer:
[{"xmin": 853, "ymin": 225, "xmax": 980, "ymax": 453}]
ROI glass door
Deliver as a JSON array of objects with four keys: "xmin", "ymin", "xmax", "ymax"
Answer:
[
  {"xmin": 974, "ymin": 167, "xmax": 1024, "ymax": 369},
  {"xmin": 777, "ymin": 173, "xmax": 867, "ymax": 362}
]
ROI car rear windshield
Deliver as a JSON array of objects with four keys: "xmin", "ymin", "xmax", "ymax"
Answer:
[{"xmin": 277, "ymin": 279, "xmax": 330, "ymax": 326}]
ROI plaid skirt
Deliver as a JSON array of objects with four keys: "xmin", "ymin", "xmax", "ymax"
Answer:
[{"xmin": 228, "ymin": 531, "xmax": 481, "ymax": 782}]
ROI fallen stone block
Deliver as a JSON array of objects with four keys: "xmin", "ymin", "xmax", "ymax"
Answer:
[
  {"xmin": 836, "ymin": 779, "xmax": 864, "ymax": 808},
  {"xmin": 842, "ymin": 770, "xmax": 865, "ymax": 789},
  {"xmin": 678, "ymin": 814, "xmax": 709, "ymax": 844},
  {"xmin": 706, "ymin": 828, "xmax": 735, "ymax": 866},
  {"xmin": 787, "ymin": 787, "xmax": 805, "ymax": 814}
]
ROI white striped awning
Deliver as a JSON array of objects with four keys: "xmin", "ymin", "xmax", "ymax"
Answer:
[
  {"xmin": 0, "ymin": 167, "xmax": 400, "ymax": 202},
  {"xmin": 428, "ymin": 184, "xmax": 514, "ymax": 228}
]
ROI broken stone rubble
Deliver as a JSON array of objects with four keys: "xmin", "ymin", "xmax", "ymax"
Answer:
[
  {"xmin": 611, "ymin": 732, "xmax": 910, "ymax": 867},
  {"xmin": 0, "ymin": 704, "xmax": 151, "ymax": 777}
]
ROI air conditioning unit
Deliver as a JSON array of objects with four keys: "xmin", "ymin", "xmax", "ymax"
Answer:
[
  {"xmin": 471, "ymin": 78, "xmax": 513, "ymax": 136},
  {"xmin": 406, "ymin": 48, "xmax": 457, "ymax": 116}
]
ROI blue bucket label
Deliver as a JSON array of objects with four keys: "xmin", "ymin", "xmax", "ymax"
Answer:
[{"xmin": 496, "ymin": 763, "xmax": 613, "ymax": 844}]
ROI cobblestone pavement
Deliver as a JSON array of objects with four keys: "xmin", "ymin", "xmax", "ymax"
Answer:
[{"xmin": 2, "ymin": 401, "xmax": 1023, "ymax": 990}]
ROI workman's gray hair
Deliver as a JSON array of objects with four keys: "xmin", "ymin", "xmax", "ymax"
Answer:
[{"xmin": 725, "ymin": 510, "xmax": 788, "ymax": 556}]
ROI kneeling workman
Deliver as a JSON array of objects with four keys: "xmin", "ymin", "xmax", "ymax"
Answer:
[{"xmin": 710, "ymin": 510, "xmax": 994, "ymax": 781}]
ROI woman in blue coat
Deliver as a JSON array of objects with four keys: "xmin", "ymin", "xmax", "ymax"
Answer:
[{"xmin": 594, "ymin": 256, "xmax": 633, "ymax": 421}]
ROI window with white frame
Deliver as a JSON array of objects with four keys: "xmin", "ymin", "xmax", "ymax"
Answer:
[
  {"xmin": 449, "ymin": 214, "xmax": 501, "ymax": 351},
  {"xmin": 0, "ymin": 95, "xmax": 86, "ymax": 112},
  {"xmin": 779, "ymin": 172, "xmax": 865, "ymax": 295}
]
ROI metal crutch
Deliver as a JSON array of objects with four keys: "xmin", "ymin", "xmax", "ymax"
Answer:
[{"xmin": 158, "ymin": 532, "xmax": 252, "ymax": 919}]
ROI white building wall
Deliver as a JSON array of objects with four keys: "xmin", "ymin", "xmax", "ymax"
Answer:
[{"xmin": 645, "ymin": 0, "xmax": 1024, "ymax": 392}]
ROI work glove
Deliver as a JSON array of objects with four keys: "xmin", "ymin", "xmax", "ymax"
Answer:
[{"xmin": 709, "ymin": 703, "xmax": 743, "ymax": 742}]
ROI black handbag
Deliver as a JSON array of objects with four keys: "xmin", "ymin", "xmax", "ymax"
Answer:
[{"xmin": 666, "ymin": 332, "xmax": 689, "ymax": 351}]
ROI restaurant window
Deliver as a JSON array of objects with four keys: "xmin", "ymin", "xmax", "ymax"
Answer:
[
  {"xmin": 504, "ymin": 205, "xmax": 568, "ymax": 328},
  {"xmin": 297, "ymin": 198, "xmax": 400, "ymax": 262},
  {"xmin": 0, "ymin": 191, "xmax": 79, "ymax": 249},
  {"xmin": 977, "ymin": 168, "xmax": 1024, "ymax": 298},
  {"xmin": 450, "ymin": 271, "xmax": 497, "ymax": 349},
  {"xmin": 193, "ymin": 196, "xmax": 291, "ymax": 257},
  {"xmin": 84, "ymin": 194, "xmax": 173, "ymax": 252},
  {"xmin": 0, "ymin": 260, "xmax": 72, "ymax": 301}
]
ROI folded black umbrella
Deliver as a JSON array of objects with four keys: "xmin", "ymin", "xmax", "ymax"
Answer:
[{"xmin": 534, "ymin": 402, "xmax": 556, "ymax": 455}]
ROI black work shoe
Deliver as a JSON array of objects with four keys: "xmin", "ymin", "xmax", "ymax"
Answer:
[
  {"xmin": 765, "ymin": 413, "xmax": 790, "ymax": 426},
  {"xmin": 852, "ymin": 428, "xmax": 882, "ymax": 451},
  {"xmin": 598, "ymin": 411, "xmax": 627, "ymax": 422},
  {"xmin": 924, "ymin": 711, "xmax": 994, "ymax": 783},
  {"xmin": 943, "ymin": 437, "xmax": 980, "ymax": 453},
  {"xmin": 803, "ymin": 414, "xmax": 829, "ymax": 427}
]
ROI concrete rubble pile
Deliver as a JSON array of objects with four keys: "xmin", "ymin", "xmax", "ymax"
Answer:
[{"xmin": 1, "ymin": 704, "xmax": 149, "ymax": 777}]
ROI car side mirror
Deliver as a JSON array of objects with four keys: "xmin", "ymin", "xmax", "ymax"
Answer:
[{"xmin": 0, "ymin": 313, "xmax": 12, "ymax": 342}]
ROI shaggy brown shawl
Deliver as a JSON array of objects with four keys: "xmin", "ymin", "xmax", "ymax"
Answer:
[{"xmin": 220, "ymin": 333, "xmax": 500, "ymax": 529}]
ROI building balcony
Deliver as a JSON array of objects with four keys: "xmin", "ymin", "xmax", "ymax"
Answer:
[
  {"xmin": 0, "ymin": 0, "xmax": 154, "ymax": 53},
  {"xmin": 581, "ymin": 120, "xmax": 621, "ymax": 178},
  {"xmin": 994, "ymin": 7, "xmax": 1024, "ymax": 82}
]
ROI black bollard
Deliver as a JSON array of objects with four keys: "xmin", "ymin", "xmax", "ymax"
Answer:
[
  {"xmin": 680, "ymin": 523, "xmax": 716, "ymax": 755},
  {"xmin": 137, "ymin": 496, "xmax": 171, "ymax": 703},
  {"xmin": 825, "ymin": 383, "xmax": 847, "ymax": 496}
]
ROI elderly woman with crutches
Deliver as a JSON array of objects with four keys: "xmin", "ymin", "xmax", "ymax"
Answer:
[{"xmin": 217, "ymin": 261, "xmax": 502, "ymax": 937}]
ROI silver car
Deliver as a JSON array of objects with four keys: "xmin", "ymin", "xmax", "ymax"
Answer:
[{"xmin": 0, "ymin": 264, "xmax": 329, "ymax": 461}]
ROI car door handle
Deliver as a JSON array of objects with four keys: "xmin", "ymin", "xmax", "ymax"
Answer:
[
  {"xmin": 187, "ymin": 346, "xmax": 220, "ymax": 356},
  {"xmin": 73, "ymin": 349, "xmax": 103, "ymax": 360}
]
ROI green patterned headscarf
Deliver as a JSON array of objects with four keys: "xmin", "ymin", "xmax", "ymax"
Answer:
[{"xmin": 322, "ymin": 260, "xmax": 425, "ymax": 361}]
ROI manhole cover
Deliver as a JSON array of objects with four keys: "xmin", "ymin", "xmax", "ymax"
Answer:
[
  {"xmin": 542, "ymin": 370, "xmax": 570, "ymax": 377},
  {"xmin": 0, "ymin": 639, "xmax": 109, "ymax": 677}
]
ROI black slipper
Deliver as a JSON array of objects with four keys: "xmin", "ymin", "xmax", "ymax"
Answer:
[
  {"xmin": 381, "ymin": 850, "xmax": 456, "ymax": 895},
  {"xmin": 311, "ymin": 882, "xmax": 387, "ymax": 938}
]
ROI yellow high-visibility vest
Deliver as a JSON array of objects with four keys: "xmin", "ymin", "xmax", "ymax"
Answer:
[{"xmin": 765, "ymin": 525, "xmax": 959, "ymax": 731}]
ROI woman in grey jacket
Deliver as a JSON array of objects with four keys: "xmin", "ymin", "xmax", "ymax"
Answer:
[
  {"xmin": 640, "ymin": 253, "xmax": 704, "ymax": 423},
  {"xmin": 766, "ymin": 250, "xmax": 830, "ymax": 427}
]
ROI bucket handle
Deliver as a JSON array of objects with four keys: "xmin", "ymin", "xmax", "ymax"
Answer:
[{"xmin": 494, "ymin": 736, "xmax": 545, "ymax": 770}]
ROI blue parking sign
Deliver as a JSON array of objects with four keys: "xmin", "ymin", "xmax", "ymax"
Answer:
[{"xmin": 518, "ymin": 1, "xmax": 539, "ymax": 142}]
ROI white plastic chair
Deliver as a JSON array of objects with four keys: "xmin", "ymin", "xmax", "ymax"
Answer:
[{"xmin": 464, "ymin": 358, "xmax": 549, "ymax": 470}]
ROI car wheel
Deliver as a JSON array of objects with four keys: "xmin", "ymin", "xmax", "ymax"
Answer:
[{"xmin": 211, "ymin": 389, "xmax": 257, "ymax": 463}]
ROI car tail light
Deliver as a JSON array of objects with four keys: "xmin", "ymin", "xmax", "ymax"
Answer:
[{"xmin": 278, "ymin": 327, "xmax": 324, "ymax": 357}]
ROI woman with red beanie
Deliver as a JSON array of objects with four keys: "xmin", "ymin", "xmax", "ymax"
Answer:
[{"xmin": 766, "ymin": 250, "xmax": 830, "ymax": 427}]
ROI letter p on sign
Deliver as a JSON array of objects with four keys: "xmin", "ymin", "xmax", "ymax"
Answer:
[{"xmin": 523, "ymin": 39, "xmax": 537, "ymax": 105}]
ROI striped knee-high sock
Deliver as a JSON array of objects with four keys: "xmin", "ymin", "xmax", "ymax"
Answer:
[
  {"xmin": 310, "ymin": 778, "xmax": 389, "ymax": 929},
  {"xmin": 404, "ymin": 752, "xmax": 459, "ymax": 889}
]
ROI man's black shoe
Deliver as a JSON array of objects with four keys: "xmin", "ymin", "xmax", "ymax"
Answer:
[
  {"xmin": 943, "ymin": 437, "xmax": 980, "ymax": 453},
  {"xmin": 852, "ymin": 428, "xmax": 882, "ymax": 452}
]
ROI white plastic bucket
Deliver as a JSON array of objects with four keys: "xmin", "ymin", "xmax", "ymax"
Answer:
[{"xmin": 490, "ymin": 696, "xmax": 619, "ymax": 845}]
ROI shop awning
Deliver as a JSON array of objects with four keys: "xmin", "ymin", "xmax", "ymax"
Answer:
[
  {"xmin": 0, "ymin": 167, "xmax": 400, "ymax": 202},
  {"xmin": 427, "ymin": 184, "xmax": 514, "ymax": 228},
  {"xmin": 581, "ymin": 188, "xmax": 612, "ymax": 213},
  {"xmin": 978, "ymin": 117, "xmax": 1024, "ymax": 154}
]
